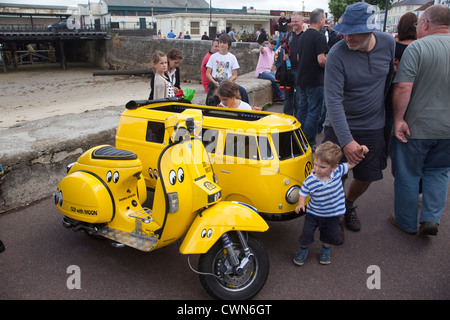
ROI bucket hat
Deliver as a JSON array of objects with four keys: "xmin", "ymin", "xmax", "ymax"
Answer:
[{"xmin": 332, "ymin": 2, "xmax": 380, "ymax": 35}]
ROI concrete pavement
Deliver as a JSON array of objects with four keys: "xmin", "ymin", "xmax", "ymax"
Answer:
[
  {"xmin": 0, "ymin": 157, "xmax": 449, "ymax": 300},
  {"xmin": 0, "ymin": 71, "xmax": 274, "ymax": 213}
]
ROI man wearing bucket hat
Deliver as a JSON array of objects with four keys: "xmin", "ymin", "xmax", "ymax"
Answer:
[{"xmin": 323, "ymin": 2, "xmax": 395, "ymax": 235}]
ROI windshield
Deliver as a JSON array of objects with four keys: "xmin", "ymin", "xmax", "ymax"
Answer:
[{"xmin": 272, "ymin": 130, "xmax": 308, "ymax": 160}]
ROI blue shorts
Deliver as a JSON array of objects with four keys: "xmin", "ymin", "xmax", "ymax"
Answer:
[
  {"xmin": 323, "ymin": 126, "xmax": 387, "ymax": 182},
  {"xmin": 299, "ymin": 213, "xmax": 341, "ymax": 246}
]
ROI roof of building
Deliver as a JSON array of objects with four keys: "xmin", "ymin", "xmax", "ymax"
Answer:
[
  {"xmin": 0, "ymin": 2, "xmax": 72, "ymax": 10},
  {"xmin": 392, "ymin": 0, "xmax": 430, "ymax": 7},
  {"xmin": 104, "ymin": 0, "xmax": 209, "ymax": 9}
]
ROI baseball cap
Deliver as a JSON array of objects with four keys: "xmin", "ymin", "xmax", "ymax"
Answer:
[{"xmin": 332, "ymin": 2, "xmax": 380, "ymax": 35}]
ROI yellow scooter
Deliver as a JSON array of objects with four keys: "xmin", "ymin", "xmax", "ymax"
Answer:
[{"xmin": 53, "ymin": 109, "xmax": 269, "ymax": 300}]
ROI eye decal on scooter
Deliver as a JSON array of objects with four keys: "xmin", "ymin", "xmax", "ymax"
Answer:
[
  {"xmin": 106, "ymin": 171, "xmax": 112, "ymax": 182},
  {"xmin": 169, "ymin": 170, "xmax": 176, "ymax": 185},
  {"xmin": 113, "ymin": 171, "xmax": 119, "ymax": 183},
  {"xmin": 201, "ymin": 228, "xmax": 212, "ymax": 238},
  {"xmin": 148, "ymin": 167, "xmax": 154, "ymax": 178},
  {"xmin": 177, "ymin": 167, "xmax": 184, "ymax": 183}
]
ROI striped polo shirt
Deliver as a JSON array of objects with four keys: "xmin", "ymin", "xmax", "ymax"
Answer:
[{"xmin": 299, "ymin": 163, "xmax": 348, "ymax": 217}]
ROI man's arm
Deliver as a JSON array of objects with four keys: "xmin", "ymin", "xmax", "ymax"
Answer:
[
  {"xmin": 230, "ymin": 69, "xmax": 238, "ymax": 82},
  {"xmin": 206, "ymin": 68, "xmax": 219, "ymax": 87},
  {"xmin": 317, "ymin": 53, "xmax": 326, "ymax": 68},
  {"xmin": 392, "ymin": 81, "xmax": 414, "ymax": 143}
]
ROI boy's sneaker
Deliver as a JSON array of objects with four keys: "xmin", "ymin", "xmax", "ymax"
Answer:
[
  {"xmin": 344, "ymin": 206, "xmax": 361, "ymax": 231},
  {"xmin": 293, "ymin": 248, "xmax": 308, "ymax": 266},
  {"xmin": 319, "ymin": 247, "xmax": 331, "ymax": 265}
]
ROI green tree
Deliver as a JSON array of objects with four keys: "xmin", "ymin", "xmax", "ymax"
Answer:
[{"xmin": 328, "ymin": 0, "xmax": 392, "ymax": 23}]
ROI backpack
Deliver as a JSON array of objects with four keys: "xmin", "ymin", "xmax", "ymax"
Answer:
[{"xmin": 274, "ymin": 37, "xmax": 294, "ymax": 92}]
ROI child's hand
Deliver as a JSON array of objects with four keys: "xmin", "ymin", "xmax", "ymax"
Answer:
[
  {"xmin": 348, "ymin": 145, "xmax": 369, "ymax": 167},
  {"xmin": 361, "ymin": 145, "xmax": 369, "ymax": 154},
  {"xmin": 295, "ymin": 205, "xmax": 305, "ymax": 214}
]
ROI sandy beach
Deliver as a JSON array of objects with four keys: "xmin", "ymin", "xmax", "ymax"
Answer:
[{"xmin": 0, "ymin": 63, "xmax": 153, "ymax": 130}]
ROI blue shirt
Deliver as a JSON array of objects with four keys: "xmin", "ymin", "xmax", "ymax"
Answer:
[{"xmin": 299, "ymin": 163, "xmax": 348, "ymax": 217}]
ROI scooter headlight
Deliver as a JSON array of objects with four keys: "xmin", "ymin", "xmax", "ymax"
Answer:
[
  {"xmin": 286, "ymin": 185, "xmax": 300, "ymax": 204},
  {"xmin": 66, "ymin": 162, "xmax": 75, "ymax": 173},
  {"xmin": 53, "ymin": 189, "xmax": 63, "ymax": 206}
]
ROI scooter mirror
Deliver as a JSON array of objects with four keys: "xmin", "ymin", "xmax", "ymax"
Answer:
[{"xmin": 186, "ymin": 118, "xmax": 195, "ymax": 133}]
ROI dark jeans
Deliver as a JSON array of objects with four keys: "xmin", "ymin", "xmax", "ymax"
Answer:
[
  {"xmin": 257, "ymin": 71, "xmax": 284, "ymax": 98},
  {"xmin": 391, "ymin": 138, "xmax": 450, "ymax": 233},
  {"xmin": 283, "ymin": 68, "xmax": 300, "ymax": 119},
  {"xmin": 299, "ymin": 213, "xmax": 341, "ymax": 246},
  {"xmin": 296, "ymin": 86, "xmax": 324, "ymax": 146}
]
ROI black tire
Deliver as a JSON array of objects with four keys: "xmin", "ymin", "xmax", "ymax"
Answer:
[{"xmin": 198, "ymin": 232, "xmax": 269, "ymax": 300}]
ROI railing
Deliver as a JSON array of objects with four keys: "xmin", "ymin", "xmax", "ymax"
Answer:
[{"xmin": 0, "ymin": 23, "xmax": 110, "ymax": 33}]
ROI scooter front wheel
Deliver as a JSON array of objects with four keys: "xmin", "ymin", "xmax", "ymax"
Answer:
[{"xmin": 198, "ymin": 232, "xmax": 269, "ymax": 300}]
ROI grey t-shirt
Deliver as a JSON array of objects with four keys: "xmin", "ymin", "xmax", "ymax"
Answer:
[
  {"xmin": 324, "ymin": 32, "xmax": 395, "ymax": 147},
  {"xmin": 393, "ymin": 34, "xmax": 450, "ymax": 139}
]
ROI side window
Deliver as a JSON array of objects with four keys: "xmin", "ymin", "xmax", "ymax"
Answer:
[
  {"xmin": 202, "ymin": 128, "xmax": 219, "ymax": 154},
  {"xmin": 224, "ymin": 133, "xmax": 259, "ymax": 160},
  {"xmin": 258, "ymin": 136, "xmax": 273, "ymax": 160},
  {"xmin": 146, "ymin": 121, "xmax": 165, "ymax": 143}
]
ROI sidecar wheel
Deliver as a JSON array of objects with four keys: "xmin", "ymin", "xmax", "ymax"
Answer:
[{"xmin": 198, "ymin": 233, "xmax": 269, "ymax": 300}]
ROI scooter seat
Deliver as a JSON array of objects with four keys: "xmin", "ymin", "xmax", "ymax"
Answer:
[{"xmin": 92, "ymin": 146, "xmax": 137, "ymax": 161}]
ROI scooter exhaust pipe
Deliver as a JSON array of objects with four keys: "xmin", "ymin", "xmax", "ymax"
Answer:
[
  {"xmin": 62, "ymin": 216, "xmax": 76, "ymax": 229},
  {"xmin": 62, "ymin": 217, "xmax": 100, "ymax": 235}
]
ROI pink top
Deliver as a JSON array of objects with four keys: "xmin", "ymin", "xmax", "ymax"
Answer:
[{"xmin": 255, "ymin": 47, "xmax": 275, "ymax": 77}]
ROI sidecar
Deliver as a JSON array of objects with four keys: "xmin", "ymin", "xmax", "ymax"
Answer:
[{"xmin": 116, "ymin": 98, "xmax": 313, "ymax": 221}]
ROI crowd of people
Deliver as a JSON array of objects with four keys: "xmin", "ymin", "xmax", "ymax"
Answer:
[
  {"xmin": 145, "ymin": 2, "xmax": 450, "ymax": 267},
  {"xmin": 291, "ymin": 3, "xmax": 449, "ymax": 266}
]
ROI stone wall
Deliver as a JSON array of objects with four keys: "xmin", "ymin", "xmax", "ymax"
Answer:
[{"xmin": 96, "ymin": 36, "xmax": 261, "ymax": 83}]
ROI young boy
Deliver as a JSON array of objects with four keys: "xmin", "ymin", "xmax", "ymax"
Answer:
[
  {"xmin": 205, "ymin": 34, "xmax": 248, "ymax": 105},
  {"xmin": 294, "ymin": 141, "xmax": 368, "ymax": 265}
]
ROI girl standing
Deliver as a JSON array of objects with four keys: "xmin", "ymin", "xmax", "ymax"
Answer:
[
  {"xmin": 166, "ymin": 49, "xmax": 183, "ymax": 96},
  {"xmin": 149, "ymin": 51, "xmax": 174, "ymax": 100}
]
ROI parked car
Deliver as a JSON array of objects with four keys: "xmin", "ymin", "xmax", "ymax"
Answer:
[{"xmin": 48, "ymin": 19, "xmax": 80, "ymax": 32}]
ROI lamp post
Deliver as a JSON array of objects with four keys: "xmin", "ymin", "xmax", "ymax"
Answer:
[
  {"xmin": 209, "ymin": 0, "xmax": 213, "ymax": 38},
  {"xmin": 383, "ymin": 0, "xmax": 389, "ymax": 32}
]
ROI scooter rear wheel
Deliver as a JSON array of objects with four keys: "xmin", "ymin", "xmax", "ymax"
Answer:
[{"xmin": 198, "ymin": 232, "xmax": 269, "ymax": 300}]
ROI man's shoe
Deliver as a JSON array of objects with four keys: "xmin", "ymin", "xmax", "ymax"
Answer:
[
  {"xmin": 419, "ymin": 221, "xmax": 439, "ymax": 236},
  {"xmin": 0, "ymin": 240, "xmax": 5, "ymax": 253},
  {"xmin": 389, "ymin": 214, "xmax": 416, "ymax": 235},
  {"xmin": 293, "ymin": 248, "xmax": 308, "ymax": 266},
  {"xmin": 273, "ymin": 96, "xmax": 284, "ymax": 102},
  {"xmin": 344, "ymin": 206, "xmax": 361, "ymax": 231}
]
